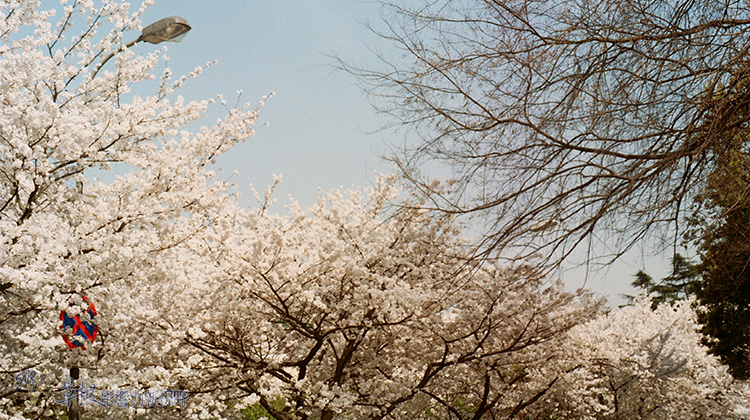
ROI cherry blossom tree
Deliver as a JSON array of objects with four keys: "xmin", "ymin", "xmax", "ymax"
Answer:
[
  {"xmin": 172, "ymin": 185, "xmax": 747, "ymax": 420},
  {"xmin": 170, "ymin": 178, "xmax": 603, "ymax": 420},
  {"xmin": 0, "ymin": 1, "xmax": 263, "ymax": 418},
  {"xmin": 540, "ymin": 297, "xmax": 743, "ymax": 419}
]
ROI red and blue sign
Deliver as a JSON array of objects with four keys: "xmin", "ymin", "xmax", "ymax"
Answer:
[{"xmin": 60, "ymin": 296, "xmax": 98, "ymax": 350}]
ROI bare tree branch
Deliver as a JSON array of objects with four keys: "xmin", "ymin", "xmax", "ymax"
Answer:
[{"xmin": 348, "ymin": 0, "xmax": 750, "ymax": 268}]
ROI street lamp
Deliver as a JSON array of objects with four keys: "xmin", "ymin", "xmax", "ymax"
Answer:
[
  {"xmin": 91, "ymin": 16, "xmax": 192, "ymax": 77},
  {"xmin": 138, "ymin": 16, "xmax": 192, "ymax": 44},
  {"xmin": 71, "ymin": 17, "xmax": 191, "ymax": 420}
]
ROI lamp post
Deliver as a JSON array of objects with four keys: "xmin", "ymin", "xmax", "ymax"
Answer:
[
  {"xmin": 91, "ymin": 16, "xmax": 192, "ymax": 77},
  {"xmin": 67, "ymin": 18, "xmax": 190, "ymax": 420}
]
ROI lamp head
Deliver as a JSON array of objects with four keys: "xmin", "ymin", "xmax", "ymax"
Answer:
[{"xmin": 139, "ymin": 16, "xmax": 191, "ymax": 44}]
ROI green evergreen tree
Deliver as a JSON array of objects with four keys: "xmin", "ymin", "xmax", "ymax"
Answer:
[
  {"xmin": 694, "ymin": 147, "xmax": 750, "ymax": 380},
  {"xmin": 690, "ymin": 66, "xmax": 750, "ymax": 379},
  {"xmin": 626, "ymin": 254, "xmax": 700, "ymax": 309}
]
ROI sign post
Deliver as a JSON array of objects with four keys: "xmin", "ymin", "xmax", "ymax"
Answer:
[{"xmin": 60, "ymin": 296, "xmax": 97, "ymax": 420}]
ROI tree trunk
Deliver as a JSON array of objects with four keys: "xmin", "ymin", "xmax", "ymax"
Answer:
[{"xmin": 68, "ymin": 365, "xmax": 80, "ymax": 420}]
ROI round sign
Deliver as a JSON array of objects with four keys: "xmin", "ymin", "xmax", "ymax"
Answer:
[{"xmin": 60, "ymin": 296, "xmax": 98, "ymax": 350}]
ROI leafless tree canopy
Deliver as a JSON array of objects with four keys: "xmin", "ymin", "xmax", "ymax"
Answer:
[{"xmin": 353, "ymin": 0, "xmax": 750, "ymax": 265}]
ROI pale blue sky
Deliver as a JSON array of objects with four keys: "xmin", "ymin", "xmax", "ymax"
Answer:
[
  {"xmin": 132, "ymin": 1, "xmax": 663, "ymax": 304},
  {"xmin": 139, "ymin": 1, "xmax": 394, "ymax": 209}
]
